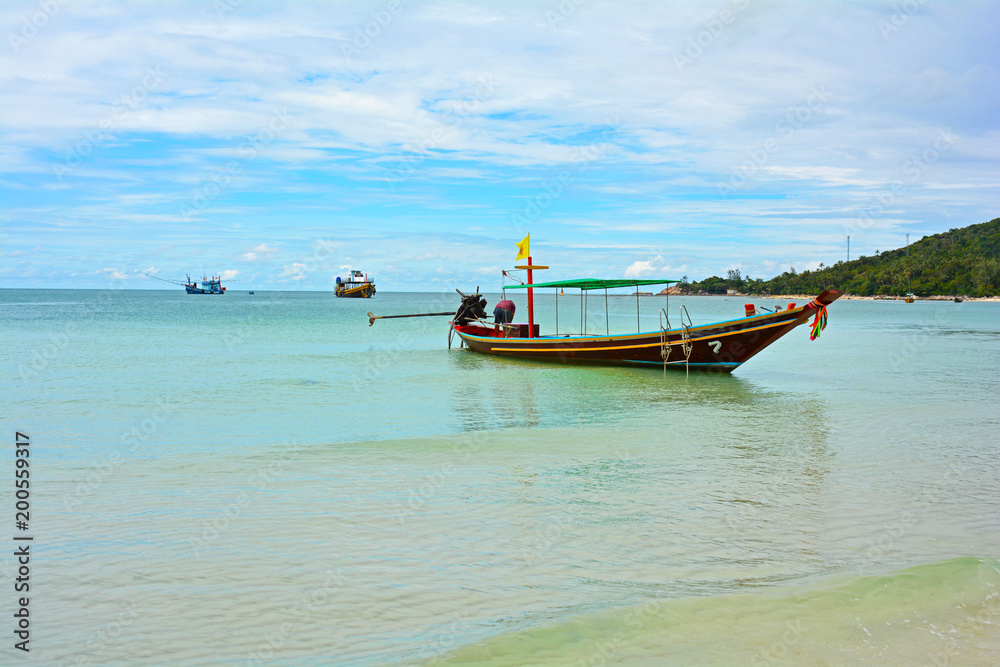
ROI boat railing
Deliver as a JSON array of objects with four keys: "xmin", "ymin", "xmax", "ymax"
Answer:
[
  {"xmin": 679, "ymin": 305, "xmax": 694, "ymax": 378},
  {"xmin": 680, "ymin": 304, "xmax": 693, "ymax": 330},
  {"xmin": 659, "ymin": 308, "xmax": 671, "ymax": 375}
]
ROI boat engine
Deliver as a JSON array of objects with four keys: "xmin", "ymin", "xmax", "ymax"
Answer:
[{"xmin": 454, "ymin": 292, "xmax": 488, "ymax": 325}]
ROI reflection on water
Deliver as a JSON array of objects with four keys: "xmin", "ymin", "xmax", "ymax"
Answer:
[{"xmin": 447, "ymin": 347, "xmax": 831, "ymax": 438}]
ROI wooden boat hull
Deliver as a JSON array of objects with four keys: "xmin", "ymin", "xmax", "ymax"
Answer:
[
  {"xmin": 335, "ymin": 284, "xmax": 376, "ymax": 298},
  {"xmin": 453, "ymin": 290, "xmax": 842, "ymax": 373}
]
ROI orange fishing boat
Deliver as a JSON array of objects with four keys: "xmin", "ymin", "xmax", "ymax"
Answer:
[{"xmin": 335, "ymin": 270, "xmax": 376, "ymax": 298}]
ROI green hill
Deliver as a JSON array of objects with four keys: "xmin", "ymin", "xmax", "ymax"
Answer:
[{"xmin": 686, "ymin": 217, "xmax": 1000, "ymax": 298}]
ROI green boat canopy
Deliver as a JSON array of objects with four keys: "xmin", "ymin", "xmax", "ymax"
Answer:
[{"xmin": 505, "ymin": 278, "xmax": 678, "ymax": 291}]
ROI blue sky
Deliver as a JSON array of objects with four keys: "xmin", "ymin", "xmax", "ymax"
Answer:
[{"xmin": 2, "ymin": 0, "xmax": 998, "ymax": 290}]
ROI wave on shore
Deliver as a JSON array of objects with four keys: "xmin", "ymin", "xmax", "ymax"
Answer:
[{"xmin": 432, "ymin": 557, "xmax": 1000, "ymax": 666}]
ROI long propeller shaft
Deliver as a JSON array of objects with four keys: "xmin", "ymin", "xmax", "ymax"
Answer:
[{"xmin": 368, "ymin": 311, "xmax": 453, "ymax": 326}]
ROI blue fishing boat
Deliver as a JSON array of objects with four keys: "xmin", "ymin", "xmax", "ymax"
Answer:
[
  {"xmin": 184, "ymin": 274, "xmax": 226, "ymax": 294},
  {"xmin": 145, "ymin": 272, "xmax": 229, "ymax": 294}
]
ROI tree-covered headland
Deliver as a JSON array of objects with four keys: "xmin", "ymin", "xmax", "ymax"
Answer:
[{"xmin": 680, "ymin": 217, "xmax": 1000, "ymax": 298}]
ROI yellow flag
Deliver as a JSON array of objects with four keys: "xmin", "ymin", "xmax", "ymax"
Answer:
[{"xmin": 515, "ymin": 234, "xmax": 530, "ymax": 261}]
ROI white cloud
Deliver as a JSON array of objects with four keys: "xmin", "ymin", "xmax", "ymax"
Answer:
[
  {"xmin": 475, "ymin": 265, "xmax": 501, "ymax": 275},
  {"xmin": 279, "ymin": 263, "xmax": 306, "ymax": 280},
  {"xmin": 239, "ymin": 243, "xmax": 280, "ymax": 262},
  {"xmin": 625, "ymin": 255, "xmax": 665, "ymax": 279}
]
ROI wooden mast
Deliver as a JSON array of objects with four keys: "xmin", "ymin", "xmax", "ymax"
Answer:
[
  {"xmin": 527, "ymin": 256, "xmax": 534, "ymax": 337},
  {"xmin": 514, "ymin": 256, "xmax": 548, "ymax": 338}
]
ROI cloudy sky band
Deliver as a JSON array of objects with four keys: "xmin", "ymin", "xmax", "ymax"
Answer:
[{"xmin": 1, "ymin": 0, "xmax": 997, "ymax": 289}]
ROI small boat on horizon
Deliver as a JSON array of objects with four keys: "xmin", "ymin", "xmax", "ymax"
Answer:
[{"xmin": 335, "ymin": 270, "xmax": 376, "ymax": 298}]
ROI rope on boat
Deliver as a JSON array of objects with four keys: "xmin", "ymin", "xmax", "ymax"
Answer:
[
  {"xmin": 501, "ymin": 269, "xmax": 525, "ymax": 286},
  {"xmin": 808, "ymin": 299, "xmax": 828, "ymax": 340}
]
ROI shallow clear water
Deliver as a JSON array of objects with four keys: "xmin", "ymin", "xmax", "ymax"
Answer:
[{"xmin": 2, "ymin": 289, "xmax": 999, "ymax": 665}]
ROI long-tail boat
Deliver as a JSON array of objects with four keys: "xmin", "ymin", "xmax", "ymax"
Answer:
[
  {"xmin": 367, "ymin": 247, "xmax": 840, "ymax": 374},
  {"xmin": 450, "ymin": 283, "xmax": 839, "ymax": 373}
]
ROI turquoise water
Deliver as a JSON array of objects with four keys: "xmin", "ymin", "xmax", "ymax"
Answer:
[{"xmin": 2, "ymin": 289, "xmax": 999, "ymax": 665}]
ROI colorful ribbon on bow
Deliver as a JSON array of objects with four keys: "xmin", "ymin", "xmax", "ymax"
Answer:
[{"xmin": 808, "ymin": 300, "xmax": 828, "ymax": 341}]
